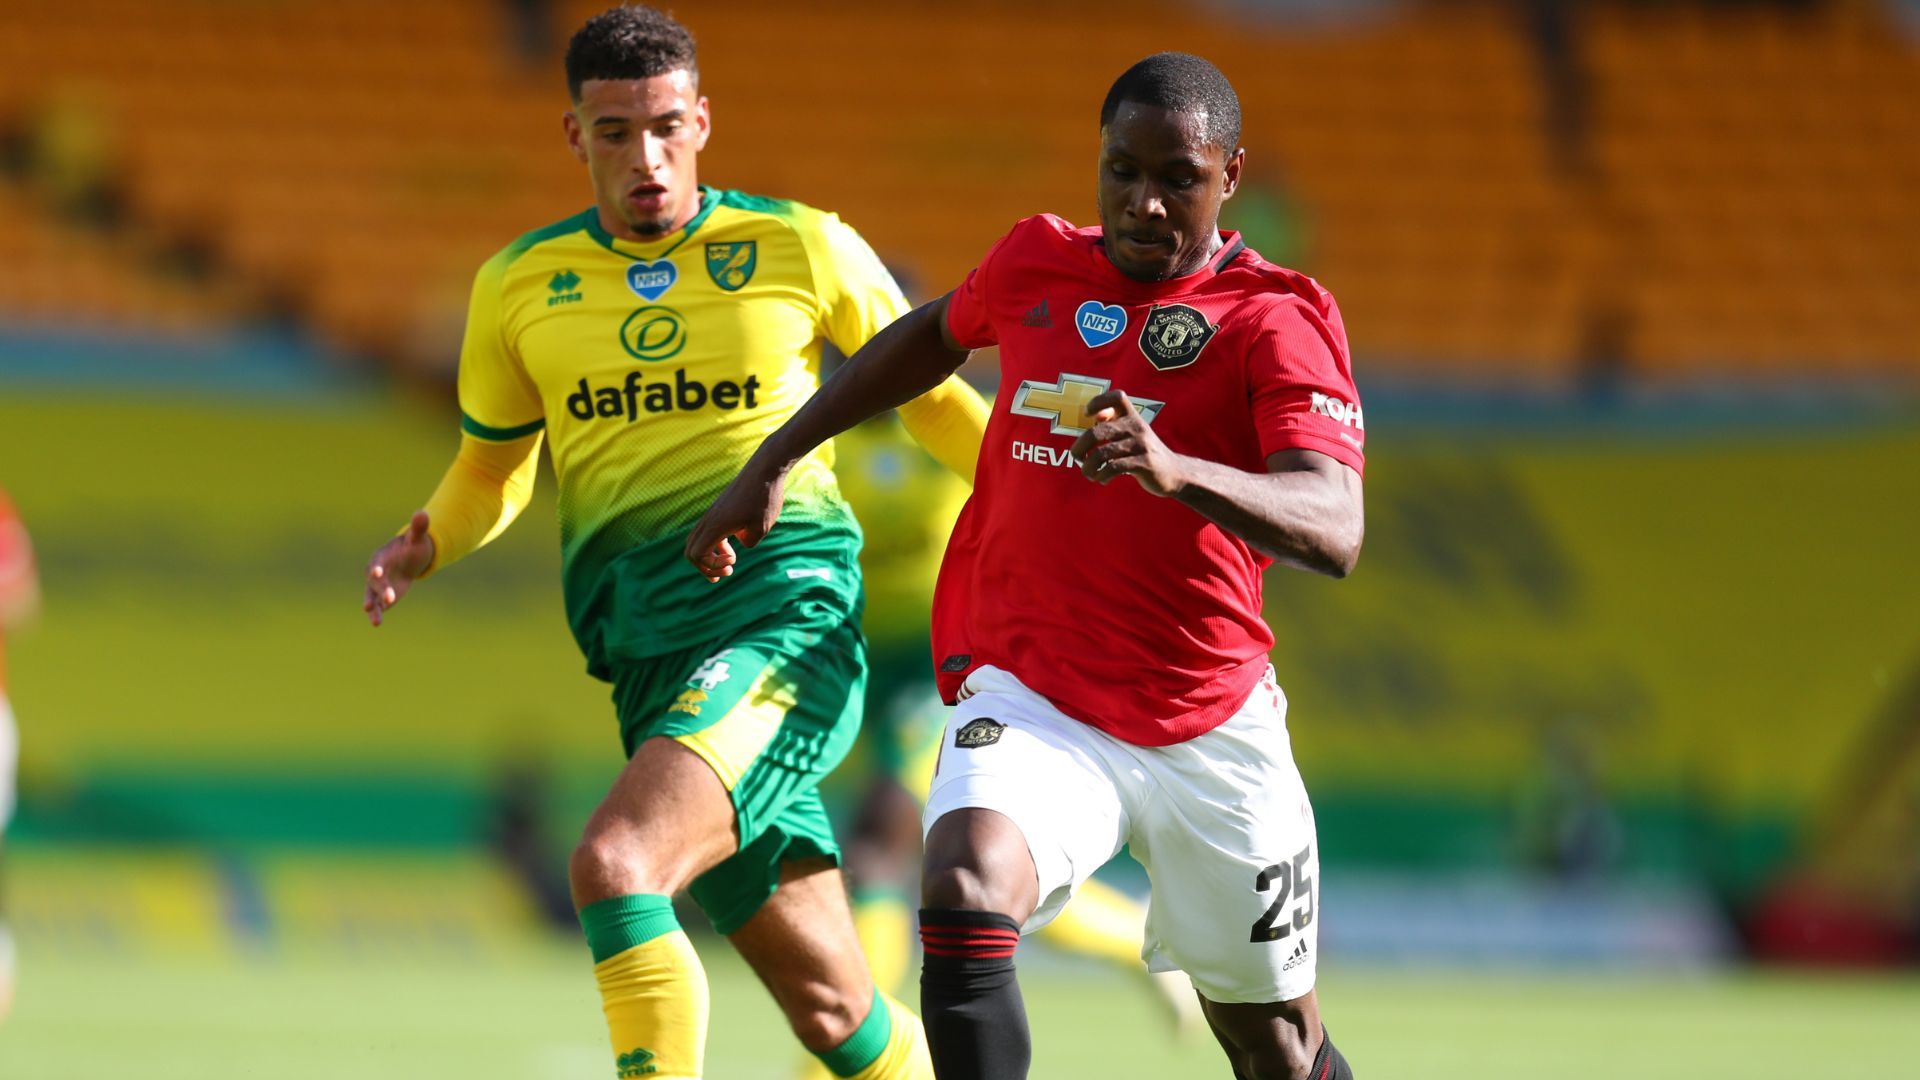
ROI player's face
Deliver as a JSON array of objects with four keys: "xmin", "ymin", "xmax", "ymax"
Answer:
[
  {"xmin": 564, "ymin": 70, "xmax": 711, "ymax": 239},
  {"xmin": 1097, "ymin": 103, "xmax": 1243, "ymax": 282}
]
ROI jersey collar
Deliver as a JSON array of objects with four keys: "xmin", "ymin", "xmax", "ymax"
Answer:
[
  {"xmin": 1088, "ymin": 229, "xmax": 1247, "ymax": 297},
  {"xmin": 584, "ymin": 185, "xmax": 721, "ymax": 260}
]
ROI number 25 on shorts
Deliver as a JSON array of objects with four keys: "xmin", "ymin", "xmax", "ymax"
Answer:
[{"xmin": 1249, "ymin": 844, "xmax": 1316, "ymax": 943}]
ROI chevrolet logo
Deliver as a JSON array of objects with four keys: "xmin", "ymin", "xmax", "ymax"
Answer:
[{"xmin": 1009, "ymin": 373, "xmax": 1164, "ymax": 436}]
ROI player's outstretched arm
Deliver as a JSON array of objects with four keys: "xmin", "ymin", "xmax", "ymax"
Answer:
[
  {"xmin": 363, "ymin": 511, "xmax": 436, "ymax": 627},
  {"xmin": 686, "ymin": 295, "xmax": 970, "ymax": 580},
  {"xmin": 1071, "ymin": 390, "xmax": 1365, "ymax": 578},
  {"xmin": 361, "ymin": 430, "xmax": 543, "ymax": 626}
]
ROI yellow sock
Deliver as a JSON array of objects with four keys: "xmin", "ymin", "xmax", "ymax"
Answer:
[
  {"xmin": 581, "ymin": 894, "xmax": 709, "ymax": 1078},
  {"xmin": 1038, "ymin": 876, "xmax": 1146, "ymax": 969},
  {"xmin": 853, "ymin": 888, "xmax": 914, "ymax": 997}
]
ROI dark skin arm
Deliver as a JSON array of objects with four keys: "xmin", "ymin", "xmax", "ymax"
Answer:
[
  {"xmin": 685, "ymin": 294, "xmax": 969, "ymax": 579},
  {"xmin": 1069, "ymin": 389, "xmax": 1364, "ymax": 577}
]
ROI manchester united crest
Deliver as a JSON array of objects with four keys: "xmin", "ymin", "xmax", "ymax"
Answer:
[
  {"xmin": 1137, "ymin": 303, "xmax": 1218, "ymax": 370},
  {"xmin": 954, "ymin": 717, "xmax": 1005, "ymax": 749}
]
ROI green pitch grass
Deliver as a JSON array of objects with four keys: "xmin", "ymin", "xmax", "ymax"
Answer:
[{"xmin": 8, "ymin": 938, "xmax": 1918, "ymax": 1078}]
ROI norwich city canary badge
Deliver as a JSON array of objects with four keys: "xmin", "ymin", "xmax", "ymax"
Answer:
[
  {"xmin": 705, "ymin": 241, "xmax": 757, "ymax": 291},
  {"xmin": 1137, "ymin": 303, "xmax": 1218, "ymax": 370}
]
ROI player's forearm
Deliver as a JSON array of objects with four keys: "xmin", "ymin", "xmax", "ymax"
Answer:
[
  {"xmin": 1169, "ymin": 456, "xmax": 1364, "ymax": 578},
  {"xmin": 418, "ymin": 432, "xmax": 543, "ymax": 575},
  {"xmin": 752, "ymin": 298, "xmax": 969, "ymax": 478}
]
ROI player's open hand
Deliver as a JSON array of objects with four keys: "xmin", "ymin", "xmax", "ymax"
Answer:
[
  {"xmin": 684, "ymin": 466, "xmax": 787, "ymax": 582},
  {"xmin": 1070, "ymin": 390, "xmax": 1187, "ymax": 497},
  {"xmin": 362, "ymin": 511, "xmax": 435, "ymax": 627}
]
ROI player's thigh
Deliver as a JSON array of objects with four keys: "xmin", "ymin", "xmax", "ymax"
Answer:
[
  {"xmin": 922, "ymin": 665, "xmax": 1128, "ymax": 931},
  {"xmin": 1134, "ymin": 673, "xmax": 1323, "ymax": 1005},
  {"xmin": 688, "ymin": 785, "xmax": 842, "ymax": 936},
  {"xmin": 574, "ymin": 734, "xmax": 739, "ymax": 901},
  {"xmin": 608, "ymin": 604, "xmax": 865, "ymax": 924}
]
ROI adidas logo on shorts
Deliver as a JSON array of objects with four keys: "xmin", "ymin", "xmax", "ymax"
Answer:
[{"xmin": 1282, "ymin": 938, "xmax": 1311, "ymax": 972}]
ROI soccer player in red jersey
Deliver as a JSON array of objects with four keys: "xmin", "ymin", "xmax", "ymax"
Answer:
[{"xmin": 689, "ymin": 53, "xmax": 1363, "ymax": 1079}]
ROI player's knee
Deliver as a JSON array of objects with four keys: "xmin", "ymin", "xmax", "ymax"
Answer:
[
  {"xmin": 567, "ymin": 827, "xmax": 668, "ymax": 904},
  {"xmin": 921, "ymin": 861, "xmax": 1018, "ymax": 916},
  {"xmin": 920, "ymin": 809, "xmax": 1039, "ymax": 919},
  {"xmin": 1237, "ymin": 1027, "xmax": 1350, "ymax": 1080}
]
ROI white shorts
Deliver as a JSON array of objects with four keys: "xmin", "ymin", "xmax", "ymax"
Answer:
[{"xmin": 924, "ymin": 665, "xmax": 1322, "ymax": 1004}]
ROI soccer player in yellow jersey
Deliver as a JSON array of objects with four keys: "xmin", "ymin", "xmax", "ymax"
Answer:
[{"xmin": 359, "ymin": 8, "xmax": 983, "ymax": 1078}]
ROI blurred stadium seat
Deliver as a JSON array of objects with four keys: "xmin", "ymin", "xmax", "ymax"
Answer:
[{"xmin": 0, "ymin": 0, "xmax": 1911, "ymax": 375}]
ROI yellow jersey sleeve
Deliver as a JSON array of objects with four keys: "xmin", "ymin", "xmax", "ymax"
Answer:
[
  {"xmin": 413, "ymin": 250, "xmax": 550, "ymax": 575},
  {"xmin": 897, "ymin": 376, "xmax": 988, "ymax": 486},
  {"xmin": 419, "ymin": 431, "xmax": 543, "ymax": 576},
  {"xmin": 800, "ymin": 212, "xmax": 985, "ymax": 482},
  {"xmin": 806, "ymin": 212, "xmax": 911, "ymax": 358},
  {"xmin": 456, "ymin": 252, "xmax": 546, "ymax": 441}
]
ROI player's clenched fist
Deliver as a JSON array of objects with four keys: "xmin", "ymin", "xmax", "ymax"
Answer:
[
  {"xmin": 362, "ymin": 510, "xmax": 435, "ymax": 627},
  {"xmin": 1069, "ymin": 390, "xmax": 1188, "ymax": 497},
  {"xmin": 684, "ymin": 465, "xmax": 787, "ymax": 582}
]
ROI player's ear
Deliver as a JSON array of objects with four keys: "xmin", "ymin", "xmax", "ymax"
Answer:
[
  {"xmin": 563, "ymin": 110, "xmax": 589, "ymax": 164},
  {"xmin": 1220, "ymin": 147, "xmax": 1244, "ymax": 201},
  {"xmin": 693, "ymin": 96, "xmax": 712, "ymax": 152}
]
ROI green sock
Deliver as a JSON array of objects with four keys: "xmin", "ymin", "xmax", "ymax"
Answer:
[{"xmin": 814, "ymin": 987, "xmax": 892, "ymax": 1077}]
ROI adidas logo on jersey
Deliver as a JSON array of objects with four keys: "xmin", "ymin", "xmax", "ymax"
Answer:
[{"xmin": 565, "ymin": 370, "xmax": 762, "ymax": 422}]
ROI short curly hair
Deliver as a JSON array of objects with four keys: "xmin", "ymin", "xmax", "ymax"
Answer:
[
  {"xmin": 1100, "ymin": 52, "xmax": 1241, "ymax": 153},
  {"xmin": 565, "ymin": 5, "xmax": 698, "ymax": 102}
]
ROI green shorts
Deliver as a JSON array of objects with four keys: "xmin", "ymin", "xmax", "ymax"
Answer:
[
  {"xmin": 861, "ymin": 641, "xmax": 947, "ymax": 804},
  {"xmin": 609, "ymin": 599, "xmax": 866, "ymax": 935}
]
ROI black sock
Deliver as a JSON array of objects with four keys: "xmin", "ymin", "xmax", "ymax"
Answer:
[
  {"xmin": 1311, "ymin": 1026, "xmax": 1354, "ymax": 1080},
  {"xmin": 918, "ymin": 908, "xmax": 1031, "ymax": 1079}
]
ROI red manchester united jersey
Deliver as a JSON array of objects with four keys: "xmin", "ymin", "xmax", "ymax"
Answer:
[{"xmin": 933, "ymin": 214, "xmax": 1364, "ymax": 745}]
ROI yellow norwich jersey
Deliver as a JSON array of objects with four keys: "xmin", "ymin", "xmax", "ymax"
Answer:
[
  {"xmin": 457, "ymin": 187, "xmax": 906, "ymax": 674},
  {"xmin": 833, "ymin": 415, "xmax": 970, "ymax": 648}
]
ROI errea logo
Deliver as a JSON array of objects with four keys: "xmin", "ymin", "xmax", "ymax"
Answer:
[
  {"xmin": 547, "ymin": 269, "xmax": 583, "ymax": 306},
  {"xmin": 1310, "ymin": 392, "xmax": 1363, "ymax": 431}
]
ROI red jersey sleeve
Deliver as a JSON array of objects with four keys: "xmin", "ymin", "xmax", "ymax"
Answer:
[
  {"xmin": 1246, "ymin": 294, "xmax": 1366, "ymax": 476},
  {"xmin": 943, "ymin": 222, "xmax": 1029, "ymax": 350}
]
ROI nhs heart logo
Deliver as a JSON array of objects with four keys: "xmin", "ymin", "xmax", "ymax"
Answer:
[
  {"xmin": 626, "ymin": 259, "xmax": 678, "ymax": 301},
  {"xmin": 1075, "ymin": 300, "xmax": 1127, "ymax": 348}
]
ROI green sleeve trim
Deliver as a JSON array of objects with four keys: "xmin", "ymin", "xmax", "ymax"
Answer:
[
  {"xmin": 499, "ymin": 208, "xmax": 598, "ymax": 269},
  {"xmin": 716, "ymin": 187, "xmax": 802, "ymax": 219},
  {"xmin": 460, "ymin": 413, "xmax": 545, "ymax": 441}
]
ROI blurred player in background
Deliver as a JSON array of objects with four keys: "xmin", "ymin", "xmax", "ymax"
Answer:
[
  {"xmin": 0, "ymin": 486, "xmax": 40, "ymax": 1023},
  {"xmin": 829, "ymin": 415, "xmax": 1201, "ymax": 1041},
  {"xmin": 691, "ymin": 53, "xmax": 1364, "ymax": 1079},
  {"xmin": 359, "ymin": 7, "xmax": 984, "ymax": 1078}
]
